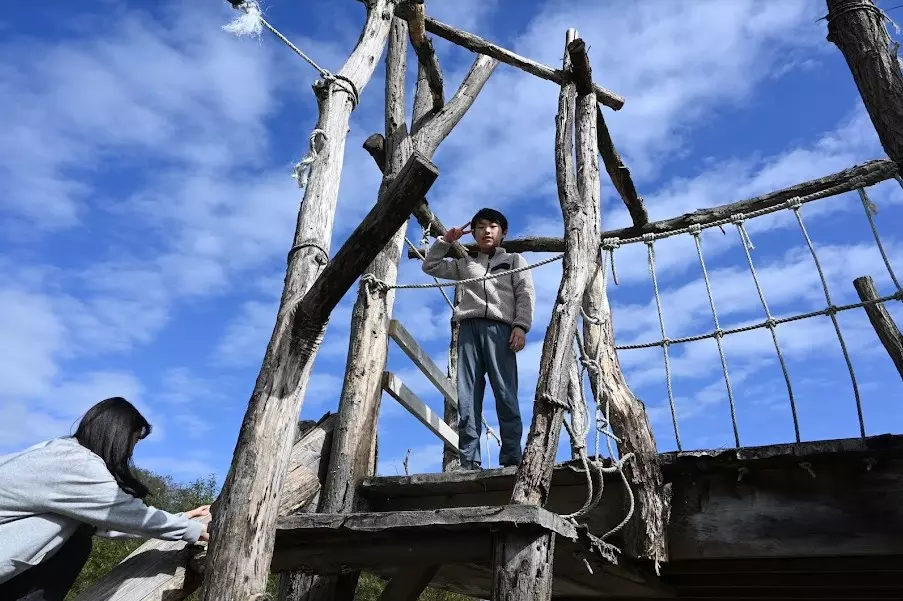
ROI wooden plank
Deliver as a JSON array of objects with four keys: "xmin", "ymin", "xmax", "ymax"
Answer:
[
  {"xmin": 419, "ymin": 15, "xmax": 625, "ymax": 111},
  {"xmin": 409, "ymin": 159, "xmax": 898, "ymax": 258},
  {"xmin": 280, "ymin": 413, "xmax": 336, "ymax": 515},
  {"xmin": 827, "ymin": 0, "xmax": 903, "ymax": 165},
  {"xmin": 383, "ymin": 371, "xmax": 459, "ymax": 450},
  {"xmin": 388, "ymin": 319, "xmax": 457, "ymax": 405},
  {"xmin": 854, "ymin": 275, "xmax": 903, "ymax": 379},
  {"xmin": 360, "ymin": 435, "xmax": 903, "ymax": 562}
]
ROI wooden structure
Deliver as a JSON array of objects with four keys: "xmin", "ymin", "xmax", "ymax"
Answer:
[{"xmin": 87, "ymin": 0, "xmax": 903, "ymax": 599}]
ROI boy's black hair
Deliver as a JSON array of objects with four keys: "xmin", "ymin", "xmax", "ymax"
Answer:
[{"xmin": 470, "ymin": 208, "xmax": 508, "ymax": 233}]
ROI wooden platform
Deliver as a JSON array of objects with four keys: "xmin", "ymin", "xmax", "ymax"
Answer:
[
  {"xmin": 273, "ymin": 505, "xmax": 670, "ymax": 598},
  {"xmin": 353, "ymin": 435, "xmax": 903, "ymax": 599}
]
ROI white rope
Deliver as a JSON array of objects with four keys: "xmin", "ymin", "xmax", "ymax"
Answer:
[
  {"xmin": 364, "ymin": 252, "xmax": 563, "ymax": 292},
  {"xmin": 223, "ymin": 0, "xmax": 263, "ymax": 37},
  {"xmin": 292, "ymin": 129, "xmax": 328, "ymax": 189}
]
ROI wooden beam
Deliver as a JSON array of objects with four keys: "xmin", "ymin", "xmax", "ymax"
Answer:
[
  {"xmin": 405, "ymin": 2, "xmax": 444, "ymax": 112},
  {"xmin": 420, "ymin": 16, "xmax": 625, "ymax": 111},
  {"xmin": 199, "ymin": 4, "xmax": 395, "ymax": 599},
  {"xmin": 499, "ymin": 29, "xmax": 601, "ymax": 601},
  {"xmin": 581, "ymin": 244, "xmax": 669, "ymax": 562},
  {"xmin": 444, "ymin": 299, "xmax": 462, "ymax": 472},
  {"xmin": 407, "ymin": 158, "xmax": 899, "ymax": 258},
  {"xmin": 597, "ymin": 105, "xmax": 648, "ymax": 228},
  {"xmin": 413, "ymin": 54, "xmax": 498, "ymax": 157},
  {"xmin": 853, "ymin": 275, "xmax": 903, "ymax": 378},
  {"xmin": 294, "ymin": 152, "xmax": 439, "ymax": 327},
  {"xmin": 362, "ymin": 137, "xmax": 468, "ymax": 260},
  {"xmin": 383, "ymin": 371, "xmax": 459, "ymax": 449},
  {"xmin": 300, "ymin": 21, "xmax": 423, "ymax": 601},
  {"xmin": 360, "ymin": 434, "xmax": 903, "ymax": 565},
  {"xmin": 388, "ymin": 319, "xmax": 457, "ymax": 405},
  {"xmin": 512, "ymin": 33, "xmax": 601, "ymax": 508},
  {"xmin": 377, "ymin": 566, "xmax": 440, "ymax": 601},
  {"xmin": 827, "ymin": 0, "xmax": 903, "ymax": 165}
]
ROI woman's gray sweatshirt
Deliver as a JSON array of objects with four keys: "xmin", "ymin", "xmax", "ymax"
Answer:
[{"xmin": 0, "ymin": 437, "xmax": 203, "ymax": 584}]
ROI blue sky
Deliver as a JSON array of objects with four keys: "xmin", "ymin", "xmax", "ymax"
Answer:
[{"xmin": 2, "ymin": 0, "xmax": 902, "ymax": 483}]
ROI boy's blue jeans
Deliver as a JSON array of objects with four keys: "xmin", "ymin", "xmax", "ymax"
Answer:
[{"xmin": 457, "ymin": 318, "xmax": 523, "ymax": 468}]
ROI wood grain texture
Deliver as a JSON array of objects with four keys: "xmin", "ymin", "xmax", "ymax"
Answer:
[
  {"xmin": 408, "ymin": 159, "xmax": 898, "ymax": 258},
  {"xmin": 383, "ymin": 371, "xmax": 460, "ymax": 448},
  {"xmin": 199, "ymin": 3, "xmax": 396, "ymax": 599},
  {"xmin": 596, "ymin": 105, "xmax": 648, "ymax": 228},
  {"xmin": 421, "ymin": 16, "xmax": 625, "ymax": 110},
  {"xmin": 444, "ymin": 295, "xmax": 462, "ymax": 471},
  {"xmin": 827, "ymin": 0, "xmax": 903, "ymax": 165},
  {"xmin": 853, "ymin": 275, "xmax": 903, "ymax": 378},
  {"xmin": 388, "ymin": 320, "xmax": 457, "ymax": 404},
  {"xmin": 491, "ymin": 530, "xmax": 555, "ymax": 601},
  {"xmin": 511, "ymin": 35, "xmax": 601, "ymax": 508},
  {"xmin": 405, "ymin": 2, "xmax": 444, "ymax": 111}
]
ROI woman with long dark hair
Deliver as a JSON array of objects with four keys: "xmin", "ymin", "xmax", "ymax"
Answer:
[{"xmin": 0, "ymin": 397, "xmax": 211, "ymax": 601}]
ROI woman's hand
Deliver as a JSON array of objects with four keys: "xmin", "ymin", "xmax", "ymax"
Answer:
[
  {"xmin": 198, "ymin": 522, "xmax": 210, "ymax": 542},
  {"xmin": 185, "ymin": 504, "xmax": 211, "ymax": 519}
]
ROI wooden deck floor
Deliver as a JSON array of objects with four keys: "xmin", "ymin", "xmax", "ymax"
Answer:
[{"xmin": 345, "ymin": 434, "xmax": 903, "ymax": 599}]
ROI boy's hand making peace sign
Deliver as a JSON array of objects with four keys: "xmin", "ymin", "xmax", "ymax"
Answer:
[{"xmin": 443, "ymin": 223, "xmax": 472, "ymax": 243}]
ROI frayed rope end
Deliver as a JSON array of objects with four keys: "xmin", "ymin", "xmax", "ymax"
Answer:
[{"xmin": 223, "ymin": 1, "xmax": 263, "ymax": 38}]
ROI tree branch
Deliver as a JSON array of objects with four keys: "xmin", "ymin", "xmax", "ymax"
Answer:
[
  {"xmin": 363, "ymin": 133, "xmax": 468, "ymax": 260},
  {"xmin": 423, "ymin": 15, "xmax": 625, "ymax": 111},
  {"xmin": 404, "ymin": 2, "xmax": 444, "ymax": 111},
  {"xmin": 413, "ymin": 54, "xmax": 499, "ymax": 156}
]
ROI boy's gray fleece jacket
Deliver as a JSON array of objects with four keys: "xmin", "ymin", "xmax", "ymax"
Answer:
[
  {"xmin": 422, "ymin": 239, "xmax": 535, "ymax": 332},
  {"xmin": 0, "ymin": 437, "xmax": 203, "ymax": 584}
]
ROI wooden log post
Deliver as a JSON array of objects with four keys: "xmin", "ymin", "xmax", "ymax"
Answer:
[
  {"xmin": 827, "ymin": 0, "xmax": 903, "ymax": 166},
  {"xmin": 299, "ymin": 7, "xmax": 498, "ymax": 600},
  {"xmin": 495, "ymin": 29, "xmax": 602, "ymax": 600},
  {"xmin": 409, "ymin": 158, "xmax": 899, "ymax": 259},
  {"xmin": 854, "ymin": 276, "xmax": 903, "ymax": 379},
  {"xmin": 201, "ymin": 151, "xmax": 438, "ymax": 601},
  {"xmin": 200, "ymin": 3, "xmax": 397, "ymax": 599},
  {"xmin": 582, "ymin": 259, "xmax": 670, "ymax": 562}
]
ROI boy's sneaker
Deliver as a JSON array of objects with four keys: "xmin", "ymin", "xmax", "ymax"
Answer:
[{"xmin": 451, "ymin": 462, "xmax": 481, "ymax": 472}]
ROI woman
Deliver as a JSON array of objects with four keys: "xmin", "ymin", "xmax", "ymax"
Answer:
[{"xmin": 0, "ymin": 397, "xmax": 212, "ymax": 601}]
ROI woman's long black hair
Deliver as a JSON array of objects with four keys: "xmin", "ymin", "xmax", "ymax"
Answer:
[{"xmin": 74, "ymin": 397, "xmax": 152, "ymax": 499}]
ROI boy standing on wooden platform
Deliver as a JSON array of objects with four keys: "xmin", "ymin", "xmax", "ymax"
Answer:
[{"xmin": 423, "ymin": 208, "xmax": 535, "ymax": 470}]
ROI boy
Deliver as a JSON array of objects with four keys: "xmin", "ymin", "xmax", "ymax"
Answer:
[{"xmin": 422, "ymin": 208, "xmax": 535, "ymax": 470}]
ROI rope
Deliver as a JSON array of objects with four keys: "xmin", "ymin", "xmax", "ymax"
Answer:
[
  {"xmin": 366, "ymin": 252, "xmax": 563, "ymax": 291},
  {"xmin": 860, "ymin": 186, "xmax": 903, "ymax": 292},
  {"xmin": 224, "ymin": 1, "xmax": 360, "ymax": 106},
  {"xmin": 788, "ymin": 198, "xmax": 865, "ymax": 438},
  {"xmin": 607, "ymin": 174, "xmax": 887, "ymax": 247},
  {"xmin": 617, "ymin": 291, "xmax": 902, "ymax": 350},
  {"xmin": 643, "ymin": 234, "xmax": 682, "ymax": 451},
  {"xmin": 404, "ymin": 237, "xmax": 455, "ymax": 310},
  {"xmin": 689, "ymin": 224, "xmax": 740, "ymax": 448},
  {"xmin": 287, "ymin": 240, "xmax": 329, "ymax": 266},
  {"xmin": 292, "ymin": 129, "xmax": 328, "ymax": 189}
]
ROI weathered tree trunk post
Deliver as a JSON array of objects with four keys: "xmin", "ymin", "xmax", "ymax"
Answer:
[
  {"xmin": 198, "ymin": 4, "xmax": 407, "ymax": 599},
  {"xmin": 298, "ymin": 5, "xmax": 498, "ymax": 600},
  {"xmin": 444, "ymin": 293, "xmax": 462, "ymax": 471},
  {"xmin": 581, "ymin": 260, "xmax": 670, "ymax": 562},
  {"xmin": 854, "ymin": 275, "xmax": 903, "ymax": 379},
  {"xmin": 826, "ymin": 0, "xmax": 903, "ymax": 165},
  {"xmin": 494, "ymin": 29, "xmax": 602, "ymax": 600}
]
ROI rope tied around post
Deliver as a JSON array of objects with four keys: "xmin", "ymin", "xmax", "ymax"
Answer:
[{"xmin": 292, "ymin": 129, "xmax": 329, "ymax": 189}]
